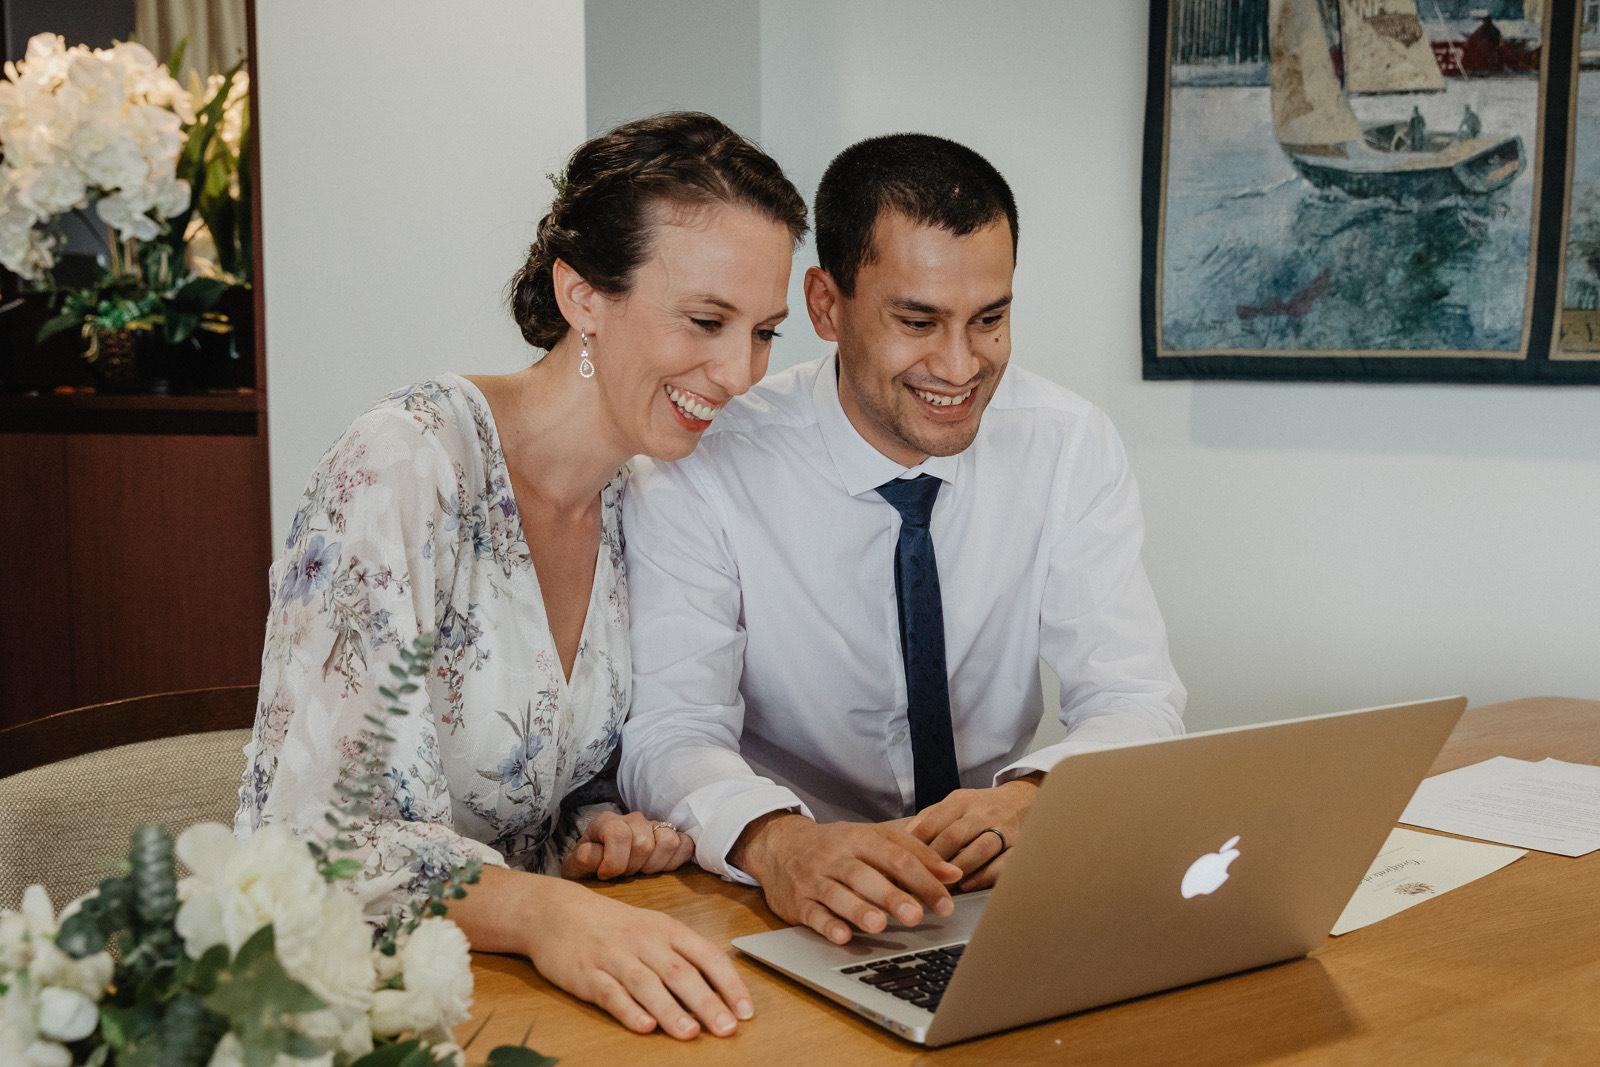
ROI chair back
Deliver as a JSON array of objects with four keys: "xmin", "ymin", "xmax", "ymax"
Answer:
[{"xmin": 0, "ymin": 686, "xmax": 257, "ymax": 910}]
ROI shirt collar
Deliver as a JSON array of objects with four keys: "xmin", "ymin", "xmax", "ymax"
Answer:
[{"xmin": 812, "ymin": 352, "xmax": 964, "ymax": 498}]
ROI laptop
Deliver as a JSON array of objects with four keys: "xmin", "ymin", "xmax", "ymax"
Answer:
[{"xmin": 732, "ymin": 695, "xmax": 1467, "ymax": 1046}]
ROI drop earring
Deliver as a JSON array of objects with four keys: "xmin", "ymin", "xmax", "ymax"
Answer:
[{"xmin": 579, "ymin": 329, "xmax": 595, "ymax": 379}]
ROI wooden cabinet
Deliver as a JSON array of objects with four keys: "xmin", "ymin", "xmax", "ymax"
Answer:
[{"xmin": 0, "ymin": 400, "xmax": 271, "ymax": 730}]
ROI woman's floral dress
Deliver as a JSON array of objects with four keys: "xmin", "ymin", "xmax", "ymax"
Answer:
[{"xmin": 236, "ymin": 374, "xmax": 629, "ymax": 919}]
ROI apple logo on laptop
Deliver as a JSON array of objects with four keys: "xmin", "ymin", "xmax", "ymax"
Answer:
[{"xmin": 1181, "ymin": 836, "xmax": 1241, "ymax": 899}]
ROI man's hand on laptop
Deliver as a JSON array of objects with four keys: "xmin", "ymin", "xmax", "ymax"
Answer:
[
  {"xmin": 729, "ymin": 812, "xmax": 963, "ymax": 945},
  {"xmin": 906, "ymin": 774, "xmax": 1044, "ymax": 891}
]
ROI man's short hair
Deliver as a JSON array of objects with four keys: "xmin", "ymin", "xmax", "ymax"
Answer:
[{"xmin": 813, "ymin": 133, "xmax": 1019, "ymax": 297}]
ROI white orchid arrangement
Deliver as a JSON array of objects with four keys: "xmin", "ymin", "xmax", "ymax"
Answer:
[
  {"xmin": 0, "ymin": 33, "xmax": 192, "ymax": 278},
  {"xmin": 0, "ymin": 32, "xmax": 253, "ymax": 357},
  {"xmin": 0, "ymin": 635, "xmax": 555, "ymax": 1067}
]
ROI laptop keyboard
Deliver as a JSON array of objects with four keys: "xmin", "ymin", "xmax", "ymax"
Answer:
[{"xmin": 840, "ymin": 943, "xmax": 966, "ymax": 1011}]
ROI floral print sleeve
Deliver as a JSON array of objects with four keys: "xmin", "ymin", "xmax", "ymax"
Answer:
[{"xmin": 238, "ymin": 377, "xmax": 631, "ymax": 924}]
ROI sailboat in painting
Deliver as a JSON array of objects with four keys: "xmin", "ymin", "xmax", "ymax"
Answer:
[{"xmin": 1270, "ymin": 0, "xmax": 1524, "ymax": 202}]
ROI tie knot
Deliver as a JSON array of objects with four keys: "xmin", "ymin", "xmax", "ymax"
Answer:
[{"xmin": 875, "ymin": 473, "xmax": 942, "ymax": 528}]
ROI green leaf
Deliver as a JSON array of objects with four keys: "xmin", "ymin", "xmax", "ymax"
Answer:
[
  {"xmin": 155, "ymin": 989, "xmax": 229, "ymax": 1067},
  {"xmin": 349, "ymin": 1039, "xmax": 438, "ymax": 1067},
  {"xmin": 202, "ymin": 925, "xmax": 327, "ymax": 1066},
  {"xmin": 165, "ymin": 36, "xmax": 190, "ymax": 80},
  {"xmin": 37, "ymin": 311, "xmax": 85, "ymax": 343},
  {"xmin": 320, "ymin": 858, "xmax": 362, "ymax": 881},
  {"xmin": 169, "ymin": 276, "xmax": 229, "ymax": 313},
  {"xmin": 186, "ymin": 943, "xmax": 230, "ymax": 995},
  {"xmin": 101, "ymin": 1005, "xmax": 134, "ymax": 1048},
  {"xmin": 167, "ymin": 310, "xmax": 201, "ymax": 345},
  {"xmin": 486, "ymin": 1047, "xmax": 560, "ymax": 1067}
]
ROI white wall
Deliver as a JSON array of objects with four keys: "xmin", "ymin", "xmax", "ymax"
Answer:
[
  {"xmin": 585, "ymin": 0, "xmax": 760, "ymax": 139},
  {"xmin": 756, "ymin": 0, "xmax": 1600, "ymax": 731},
  {"xmin": 255, "ymin": 1, "xmax": 586, "ymax": 544}
]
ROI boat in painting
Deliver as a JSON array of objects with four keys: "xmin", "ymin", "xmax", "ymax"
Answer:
[{"xmin": 1270, "ymin": 0, "xmax": 1525, "ymax": 202}]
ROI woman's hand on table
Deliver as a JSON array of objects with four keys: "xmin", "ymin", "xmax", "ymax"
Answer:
[
  {"xmin": 526, "ymin": 877, "xmax": 754, "ymax": 1039},
  {"xmin": 561, "ymin": 810, "xmax": 695, "ymax": 880}
]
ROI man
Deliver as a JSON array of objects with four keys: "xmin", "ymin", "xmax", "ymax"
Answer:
[{"xmin": 620, "ymin": 133, "xmax": 1185, "ymax": 946}]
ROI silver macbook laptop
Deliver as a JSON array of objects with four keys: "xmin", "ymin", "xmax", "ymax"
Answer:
[{"xmin": 733, "ymin": 695, "xmax": 1466, "ymax": 1046}]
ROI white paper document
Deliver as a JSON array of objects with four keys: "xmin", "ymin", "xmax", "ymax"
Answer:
[
  {"xmin": 1398, "ymin": 756, "xmax": 1600, "ymax": 857},
  {"xmin": 1330, "ymin": 828, "xmax": 1526, "ymax": 936}
]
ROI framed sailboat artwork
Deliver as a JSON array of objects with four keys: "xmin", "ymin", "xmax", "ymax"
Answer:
[
  {"xmin": 1142, "ymin": 0, "xmax": 1597, "ymax": 383},
  {"xmin": 1555, "ymin": 1, "xmax": 1600, "ymax": 364}
]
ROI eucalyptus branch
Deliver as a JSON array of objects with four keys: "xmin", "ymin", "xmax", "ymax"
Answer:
[{"xmin": 313, "ymin": 631, "xmax": 437, "ymax": 880}]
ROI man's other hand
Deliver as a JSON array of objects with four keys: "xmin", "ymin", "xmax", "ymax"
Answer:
[
  {"xmin": 729, "ymin": 813, "xmax": 962, "ymax": 944},
  {"xmin": 906, "ymin": 775, "xmax": 1043, "ymax": 891}
]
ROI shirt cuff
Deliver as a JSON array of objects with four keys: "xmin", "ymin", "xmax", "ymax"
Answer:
[
  {"xmin": 996, "ymin": 739, "xmax": 1124, "ymax": 784},
  {"xmin": 678, "ymin": 781, "xmax": 814, "ymax": 885},
  {"xmin": 999, "ymin": 704, "xmax": 1186, "ymax": 784}
]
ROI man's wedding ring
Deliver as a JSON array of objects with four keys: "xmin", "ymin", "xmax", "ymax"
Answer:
[{"xmin": 978, "ymin": 828, "xmax": 1006, "ymax": 852}]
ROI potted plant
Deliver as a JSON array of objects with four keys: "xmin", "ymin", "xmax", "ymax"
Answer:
[{"xmin": 0, "ymin": 33, "xmax": 252, "ymax": 394}]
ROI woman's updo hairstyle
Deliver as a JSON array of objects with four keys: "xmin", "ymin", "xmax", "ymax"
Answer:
[{"xmin": 511, "ymin": 111, "xmax": 809, "ymax": 351}]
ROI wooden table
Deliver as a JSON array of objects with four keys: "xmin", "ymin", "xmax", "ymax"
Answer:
[{"xmin": 459, "ymin": 698, "xmax": 1600, "ymax": 1064}]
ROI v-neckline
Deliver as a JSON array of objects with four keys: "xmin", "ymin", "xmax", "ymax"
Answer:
[{"xmin": 450, "ymin": 373, "xmax": 608, "ymax": 689}]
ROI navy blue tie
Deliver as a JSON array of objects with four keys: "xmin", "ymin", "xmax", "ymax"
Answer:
[{"xmin": 875, "ymin": 474, "xmax": 961, "ymax": 812}]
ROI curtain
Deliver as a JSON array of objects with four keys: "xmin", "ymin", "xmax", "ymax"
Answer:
[{"xmin": 135, "ymin": 0, "xmax": 248, "ymax": 81}]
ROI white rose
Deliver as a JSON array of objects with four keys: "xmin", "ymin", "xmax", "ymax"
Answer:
[
  {"xmin": 401, "ymin": 919, "xmax": 473, "ymax": 1032},
  {"xmin": 0, "ymin": 980, "xmax": 72, "ymax": 1067},
  {"xmin": 206, "ymin": 1033, "xmax": 334, "ymax": 1067},
  {"xmin": 0, "ymin": 885, "xmax": 58, "ymax": 973},
  {"xmin": 27, "ymin": 937, "xmax": 113, "ymax": 1001},
  {"xmin": 372, "ymin": 944, "xmax": 403, "ymax": 984},
  {"xmin": 83, "ymin": 141, "xmax": 147, "ymax": 191},
  {"xmin": 176, "ymin": 824, "xmax": 377, "ymax": 1059},
  {"xmin": 0, "ymin": 885, "xmax": 115, "ymax": 1000},
  {"xmin": 24, "ymin": 1041, "xmax": 71, "ymax": 1067},
  {"xmin": 32, "ymin": 988, "xmax": 96, "ymax": 1042},
  {"xmin": 367, "ymin": 918, "xmax": 474, "ymax": 1038},
  {"xmin": 427, "ymin": 1041, "xmax": 466, "ymax": 1067}
]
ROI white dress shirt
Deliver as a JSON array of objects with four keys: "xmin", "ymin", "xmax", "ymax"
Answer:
[{"xmin": 620, "ymin": 354, "xmax": 1185, "ymax": 882}]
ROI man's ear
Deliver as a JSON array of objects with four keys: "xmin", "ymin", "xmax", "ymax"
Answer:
[
  {"xmin": 804, "ymin": 266, "xmax": 843, "ymax": 343},
  {"xmin": 552, "ymin": 258, "xmax": 602, "ymax": 335}
]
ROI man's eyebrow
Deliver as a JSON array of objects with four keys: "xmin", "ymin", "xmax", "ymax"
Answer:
[
  {"xmin": 887, "ymin": 297, "xmax": 946, "ymax": 316},
  {"xmin": 886, "ymin": 294, "xmax": 1014, "ymax": 316}
]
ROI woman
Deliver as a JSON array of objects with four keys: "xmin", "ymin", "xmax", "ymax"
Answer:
[{"xmin": 237, "ymin": 112, "xmax": 807, "ymax": 1040}]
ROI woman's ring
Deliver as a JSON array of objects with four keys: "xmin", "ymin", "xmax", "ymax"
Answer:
[
  {"xmin": 652, "ymin": 821, "xmax": 676, "ymax": 833},
  {"xmin": 978, "ymin": 828, "xmax": 1006, "ymax": 852}
]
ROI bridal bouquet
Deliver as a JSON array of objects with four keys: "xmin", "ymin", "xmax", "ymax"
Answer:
[{"xmin": 0, "ymin": 636, "xmax": 553, "ymax": 1066}]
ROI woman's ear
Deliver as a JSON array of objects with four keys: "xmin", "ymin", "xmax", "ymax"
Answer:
[{"xmin": 551, "ymin": 258, "xmax": 601, "ymax": 335}]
